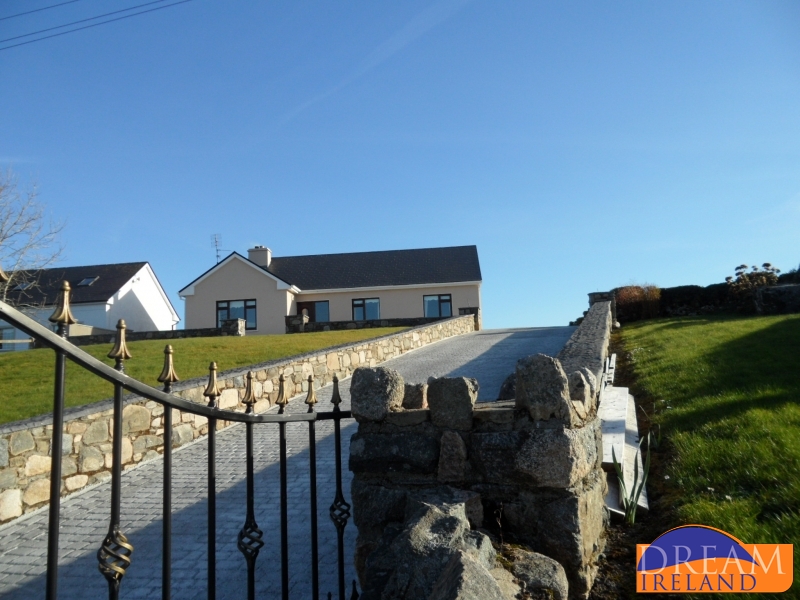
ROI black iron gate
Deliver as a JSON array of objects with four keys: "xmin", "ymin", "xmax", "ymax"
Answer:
[{"xmin": 0, "ymin": 278, "xmax": 359, "ymax": 600}]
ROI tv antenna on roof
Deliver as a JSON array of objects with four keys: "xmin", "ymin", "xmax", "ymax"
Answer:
[{"xmin": 211, "ymin": 234, "xmax": 222, "ymax": 263}]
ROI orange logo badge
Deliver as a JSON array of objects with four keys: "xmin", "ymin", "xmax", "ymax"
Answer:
[{"xmin": 637, "ymin": 525, "xmax": 793, "ymax": 593}]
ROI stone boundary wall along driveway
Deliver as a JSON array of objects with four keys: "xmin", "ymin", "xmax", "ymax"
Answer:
[
  {"xmin": 557, "ymin": 301, "xmax": 612, "ymax": 384},
  {"xmin": 35, "ymin": 318, "xmax": 247, "ymax": 349},
  {"xmin": 0, "ymin": 315, "xmax": 476, "ymax": 524},
  {"xmin": 285, "ymin": 315, "xmax": 449, "ymax": 334}
]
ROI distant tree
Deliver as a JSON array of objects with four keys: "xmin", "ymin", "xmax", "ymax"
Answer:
[
  {"xmin": 0, "ymin": 169, "xmax": 65, "ymax": 307},
  {"xmin": 725, "ymin": 263, "xmax": 780, "ymax": 312}
]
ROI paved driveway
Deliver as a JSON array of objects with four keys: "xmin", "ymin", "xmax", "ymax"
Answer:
[{"xmin": 0, "ymin": 326, "xmax": 573, "ymax": 599}]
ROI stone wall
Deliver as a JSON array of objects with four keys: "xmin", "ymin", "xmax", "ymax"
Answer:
[
  {"xmin": 33, "ymin": 319, "xmax": 247, "ymax": 349},
  {"xmin": 349, "ymin": 308, "xmax": 612, "ymax": 599},
  {"xmin": 587, "ymin": 292, "xmax": 615, "ymax": 322},
  {"xmin": 0, "ymin": 315, "xmax": 476, "ymax": 524},
  {"xmin": 558, "ymin": 301, "xmax": 612, "ymax": 383},
  {"xmin": 285, "ymin": 315, "xmax": 447, "ymax": 334},
  {"xmin": 457, "ymin": 307, "xmax": 482, "ymax": 330},
  {"xmin": 349, "ymin": 359, "xmax": 609, "ymax": 599}
]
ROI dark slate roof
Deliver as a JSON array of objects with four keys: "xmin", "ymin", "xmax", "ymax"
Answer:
[
  {"xmin": 3, "ymin": 262, "xmax": 148, "ymax": 306},
  {"xmin": 265, "ymin": 245, "xmax": 482, "ymax": 290}
]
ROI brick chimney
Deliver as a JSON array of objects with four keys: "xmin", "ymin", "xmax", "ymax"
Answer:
[{"xmin": 248, "ymin": 245, "xmax": 272, "ymax": 267}]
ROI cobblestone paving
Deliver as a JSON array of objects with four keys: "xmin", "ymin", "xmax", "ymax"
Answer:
[{"xmin": 0, "ymin": 326, "xmax": 573, "ymax": 599}]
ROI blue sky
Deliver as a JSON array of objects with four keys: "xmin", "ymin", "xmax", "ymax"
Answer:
[{"xmin": 2, "ymin": 0, "xmax": 799, "ymax": 328}]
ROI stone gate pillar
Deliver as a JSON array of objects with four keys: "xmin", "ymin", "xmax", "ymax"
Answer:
[{"xmin": 348, "ymin": 356, "xmax": 607, "ymax": 600}]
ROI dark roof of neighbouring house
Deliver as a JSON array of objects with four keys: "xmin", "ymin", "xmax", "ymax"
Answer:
[
  {"xmin": 3, "ymin": 262, "xmax": 148, "ymax": 306},
  {"xmin": 265, "ymin": 245, "xmax": 482, "ymax": 290}
]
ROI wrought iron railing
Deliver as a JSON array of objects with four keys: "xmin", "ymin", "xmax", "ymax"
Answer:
[{"xmin": 0, "ymin": 274, "xmax": 358, "ymax": 600}]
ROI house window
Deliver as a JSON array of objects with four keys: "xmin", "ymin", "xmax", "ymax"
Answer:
[
  {"xmin": 423, "ymin": 294, "xmax": 452, "ymax": 318},
  {"xmin": 352, "ymin": 298, "xmax": 380, "ymax": 321},
  {"xmin": 296, "ymin": 301, "xmax": 330, "ymax": 323},
  {"xmin": 77, "ymin": 276, "xmax": 99, "ymax": 287},
  {"xmin": 216, "ymin": 299, "xmax": 257, "ymax": 330},
  {"xmin": 12, "ymin": 282, "xmax": 33, "ymax": 291}
]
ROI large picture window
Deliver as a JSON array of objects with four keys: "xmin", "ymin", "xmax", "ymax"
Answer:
[
  {"xmin": 296, "ymin": 301, "xmax": 330, "ymax": 323},
  {"xmin": 352, "ymin": 298, "xmax": 380, "ymax": 321},
  {"xmin": 423, "ymin": 294, "xmax": 452, "ymax": 318},
  {"xmin": 216, "ymin": 299, "xmax": 257, "ymax": 330}
]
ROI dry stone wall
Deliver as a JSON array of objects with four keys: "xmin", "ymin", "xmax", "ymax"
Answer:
[
  {"xmin": 0, "ymin": 315, "xmax": 475, "ymax": 524},
  {"xmin": 557, "ymin": 301, "xmax": 612, "ymax": 383},
  {"xmin": 285, "ymin": 315, "xmax": 449, "ymax": 334},
  {"xmin": 45, "ymin": 318, "xmax": 247, "ymax": 348},
  {"xmin": 349, "ymin": 303, "xmax": 614, "ymax": 600}
]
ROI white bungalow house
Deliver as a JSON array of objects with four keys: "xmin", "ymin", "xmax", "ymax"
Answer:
[
  {"xmin": 0, "ymin": 262, "xmax": 179, "ymax": 351},
  {"xmin": 179, "ymin": 245, "xmax": 482, "ymax": 335}
]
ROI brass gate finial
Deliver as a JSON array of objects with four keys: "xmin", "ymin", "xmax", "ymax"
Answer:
[
  {"xmin": 0, "ymin": 264, "xmax": 8, "ymax": 284},
  {"xmin": 242, "ymin": 371, "xmax": 257, "ymax": 414},
  {"xmin": 108, "ymin": 319, "xmax": 132, "ymax": 370},
  {"xmin": 331, "ymin": 374, "xmax": 342, "ymax": 408},
  {"xmin": 305, "ymin": 375, "xmax": 317, "ymax": 413},
  {"xmin": 276, "ymin": 373, "xmax": 288, "ymax": 414},
  {"xmin": 157, "ymin": 345, "xmax": 179, "ymax": 391},
  {"xmin": 204, "ymin": 362, "xmax": 221, "ymax": 406},
  {"xmin": 48, "ymin": 281, "xmax": 77, "ymax": 327}
]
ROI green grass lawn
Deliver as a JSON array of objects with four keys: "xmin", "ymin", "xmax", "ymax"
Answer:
[
  {"xmin": 620, "ymin": 314, "xmax": 800, "ymax": 596},
  {"xmin": 0, "ymin": 328, "xmax": 406, "ymax": 425}
]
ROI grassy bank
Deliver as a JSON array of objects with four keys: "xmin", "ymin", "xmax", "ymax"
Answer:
[
  {"xmin": 620, "ymin": 314, "xmax": 800, "ymax": 596},
  {"xmin": 0, "ymin": 328, "xmax": 406, "ymax": 425}
]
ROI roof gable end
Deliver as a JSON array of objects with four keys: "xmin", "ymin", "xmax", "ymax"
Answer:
[{"xmin": 179, "ymin": 252, "xmax": 297, "ymax": 296}]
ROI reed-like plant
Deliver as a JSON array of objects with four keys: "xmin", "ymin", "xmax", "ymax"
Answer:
[
  {"xmin": 649, "ymin": 424, "xmax": 662, "ymax": 450},
  {"xmin": 612, "ymin": 432, "xmax": 651, "ymax": 525}
]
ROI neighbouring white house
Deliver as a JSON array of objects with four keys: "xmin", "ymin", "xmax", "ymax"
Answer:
[
  {"xmin": 179, "ymin": 245, "xmax": 482, "ymax": 335},
  {"xmin": 0, "ymin": 262, "xmax": 180, "ymax": 351}
]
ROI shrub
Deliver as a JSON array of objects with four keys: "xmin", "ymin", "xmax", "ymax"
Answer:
[
  {"xmin": 778, "ymin": 263, "xmax": 800, "ymax": 284},
  {"xmin": 726, "ymin": 263, "xmax": 780, "ymax": 312},
  {"xmin": 615, "ymin": 284, "xmax": 661, "ymax": 322}
]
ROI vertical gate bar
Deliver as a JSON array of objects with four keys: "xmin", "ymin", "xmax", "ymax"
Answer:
[
  {"xmin": 98, "ymin": 320, "xmax": 134, "ymax": 600},
  {"xmin": 306, "ymin": 376, "xmax": 320, "ymax": 600},
  {"xmin": 245, "ymin": 421, "xmax": 256, "ymax": 599},
  {"xmin": 162, "ymin": 405, "xmax": 172, "ymax": 600},
  {"xmin": 279, "ymin": 421, "xmax": 289, "ymax": 600},
  {"xmin": 45, "ymin": 349, "xmax": 66, "ymax": 600},
  {"xmin": 309, "ymin": 420, "xmax": 319, "ymax": 600},
  {"xmin": 328, "ymin": 376, "xmax": 351, "ymax": 600},
  {"xmin": 109, "ymin": 382, "xmax": 124, "ymax": 600},
  {"xmin": 333, "ymin": 412, "xmax": 346, "ymax": 600},
  {"xmin": 203, "ymin": 363, "xmax": 221, "ymax": 600},
  {"xmin": 45, "ymin": 281, "xmax": 75, "ymax": 600},
  {"xmin": 237, "ymin": 372, "xmax": 263, "ymax": 600},
  {"xmin": 208, "ymin": 420, "xmax": 216, "ymax": 600},
  {"xmin": 276, "ymin": 373, "xmax": 290, "ymax": 600},
  {"xmin": 158, "ymin": 345, "xmax": 179, "ymax": 600}
]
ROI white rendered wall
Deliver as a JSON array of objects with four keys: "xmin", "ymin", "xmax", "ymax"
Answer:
[
  {"xmin": 107, "ymin": 265, "xmax": 179, "ymax": 332},
  {"xmin": 0, "ymin": 264, "xmax": 178, "ymax": 350}
]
